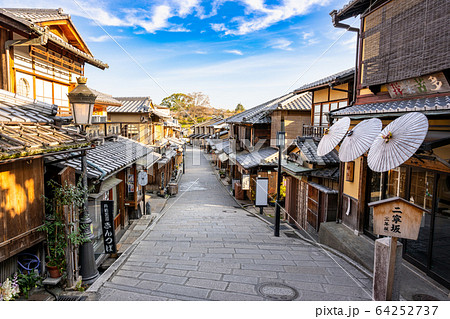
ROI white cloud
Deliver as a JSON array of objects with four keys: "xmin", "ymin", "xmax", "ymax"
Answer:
[
  {"xmin": 87, "ymin": 34, "xmax": 129, "ymax": 42},
  {"xmin": 269, "ymin": 38, "xmax": 293, "ymax": 50},
  {"xmin": 224, "ymin": 49, "xmax": 244, "ymax": 55},
  {"xmin": 210, "ymin": 23, "xmax": 228, "ymax": 32},
  {"xmin": 215, "ymin": 0, "xmax": 330, "ymax": 35},
  {"xmin": 302, "ymin": 31, "xmax": 314, "ymax": 40}
]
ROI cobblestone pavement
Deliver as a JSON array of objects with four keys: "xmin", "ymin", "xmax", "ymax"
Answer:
[{"xmin": 91, "ymin": 147, "xmax": 372, "ymax": 301}]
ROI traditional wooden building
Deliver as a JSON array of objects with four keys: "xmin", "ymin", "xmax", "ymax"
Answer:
[
  {"xmin": 225, "ymin": 92, "xmax": 312, "ymax": 201},
  {"xmin": 283, "ymin": 137, "xmax": 340, "ymax": 234},
  {"xmin": 281, "ymin": 69, "xmax": 354, "ymax": 235},
  {"xmin": 47, "ymin": 136, "xmax": 160, "ymax": 260},
  {"xmin": 0, "ymin": 8, "xmax": 108, "ymax": 116},
  {"xmin": 326, "ymin": 0, "xmax": 450, "ymax": 288},
  {"xmin": 294, "ymin": 68, "xmax": 354, "ymax": 138},
  {"xmin": 0, "ymin": 89, "xmax": 90, "ymax": 282}
]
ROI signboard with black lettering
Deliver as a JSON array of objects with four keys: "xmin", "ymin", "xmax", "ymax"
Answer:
[
  {"xmin": 100, "ymin": 200, "xmax": 117, "ymax": 254},
  {"xmin": 369, "ymin": 197, "xmax": 428, "ymax": 240}
]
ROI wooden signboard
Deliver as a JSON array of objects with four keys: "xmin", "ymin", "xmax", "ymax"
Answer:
[
  {"xmin": 387, "ymin": 72, "xmax": 450, "ymax": 99},
  {"xmin": 242, "ymin": 174, "xmax": 250, "ymax": 190},
  {"xmin": 100, "ymin": 200, "xmax": 117, "ymax": 254},
  {"xmin": 368, "ymin": 197, "xmax": 428, "ymax": 240},
  {"xmin": 345, "ymin": 161, "xmax": 354, "ymax": 182},
  {"xmin": 369, "ymin": 197, "xmax": 428, "ymax": 301}
]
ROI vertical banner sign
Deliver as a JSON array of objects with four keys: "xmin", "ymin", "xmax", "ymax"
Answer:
[
  {"xmin": 242, "ymin": 174, "xmax": 250, "ymax": 190},
  {"xmin": 100, "ymin": 200, "xmax": 117, "ymax": 254},
  {"xmin": 255, "ymin": 178, "xmax": 268, "ymax": 207}
]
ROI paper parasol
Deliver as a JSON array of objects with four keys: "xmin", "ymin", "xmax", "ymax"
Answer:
[
  {"xmin": 339, "ymin": 118, "xmax": 382, "ymax": 162},
  {"xmin": 367, "ymin": 112, "xmax": 428, "ymax": 172},
  {"xmin": 317, "ymin": 117, "xmax": 350, "ymax": 157}
]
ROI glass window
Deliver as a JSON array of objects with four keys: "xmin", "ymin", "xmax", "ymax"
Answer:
[
  {"xmin": 386, "ymin": 167, "xmax": 407, "ymax": 199},
  {"xmin": 365, "ymin": 171, "xmax": 383, "ymax": 235},
  {"xmin": 430, "ymin": 174, "xmax": 450, "ymax": 283},
  {"xmin": 404, "ymin": 168, "xmax": 435, "ymax": 267},
  {"xmin": 409, "ymin": 168, "xmax": 434, "ymax": 211},
  {"xmin": 330, "ymin": 102, "xmax": 339, "ymax": 111},
  {"xmin": 339, "ymin": 101, "xmax": 348, "ymax": 108},
  {"xmin": 17, "ymin": 78, "xmax": 31, "ymax": 98},
  {"xmin": 322, "ymin": 103, "xmax": 330, "ymax": 113},
  {"xmin": 313, "ymin": 104, "xmax": 321, "ymax": 125}
]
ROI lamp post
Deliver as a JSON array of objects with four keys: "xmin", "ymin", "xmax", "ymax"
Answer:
[
  {"xmin": 274, "ymin": 131, "xmax": 285, "ymax": 237},
  {"xmin": 68, "ymin": 77, "xmax": 99, "ymax": 284}
]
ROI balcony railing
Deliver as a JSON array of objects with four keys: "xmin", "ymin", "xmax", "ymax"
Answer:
[
  {"xmin": 302, "ymin": 125, "xmax": 328, "ymax": 138},
  {"xmin": 92, "ymin": 115, "xmax": 107, "ymax": 123},
  {"xmin": 92, "ymin": 115, "xmax": 106, "ymax": 123}
]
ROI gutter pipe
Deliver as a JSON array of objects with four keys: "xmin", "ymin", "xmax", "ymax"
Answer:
[{"xmin": 330, "ymin": 10, "xmax": 360, "ymax": 111}]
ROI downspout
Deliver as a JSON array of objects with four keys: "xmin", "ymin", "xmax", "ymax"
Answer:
[
  {"xmin": 86, "ymin": 160, "xmax": 107, "ymax": 180},
  {"xmin": 330, "ymin": 10, "xmax": 360, "ymax": 107},
  {"xmin": 329, "ymin": 10, "xmax": 360, "ymax": 224}
]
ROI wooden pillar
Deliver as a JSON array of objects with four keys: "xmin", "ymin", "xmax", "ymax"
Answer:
[
  {"xmin": 372, "ymin": 237, "xmax": 402, "ymax": 301},
  {"xmin": 0, "ymin": 29, "xmax": 9, "ymax": 90}
]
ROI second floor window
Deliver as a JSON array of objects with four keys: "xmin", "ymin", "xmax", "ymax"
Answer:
[
  {"xmin": 313, "ymin": 100, "xmax": 348, "ymax": 126},
  {"xmin": 17, "ymin": 78, "xmax": 32, "ymax": 99}
]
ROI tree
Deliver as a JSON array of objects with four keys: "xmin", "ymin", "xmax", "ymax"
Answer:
[
  {"xmin": 235, "ymin": 103, "xmax": 245, "ymax": 113},
  {"xmin": 160, "ymin": 93, "xmax": 192, "ymax": 111},
  {"xmin": 187, "ymin": 92, "xmax": 211, "ymax": 119}
]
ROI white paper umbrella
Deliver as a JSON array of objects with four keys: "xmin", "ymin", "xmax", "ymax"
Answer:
[
  {"xmin": 317, "ymin": 117, "xmax": 350, "ymax": 157},
  {"xmin": 339, "ymin": 118, "xmax": 382, "ymax": 162},
  {"xmin": 368, "ymin": 112, "xmax": 428, "ymax": 172}
]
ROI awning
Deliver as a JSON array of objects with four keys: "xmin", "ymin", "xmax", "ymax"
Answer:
[
  {"xmin": 157, "ymin": 156, "xmax": 170, "ymax": 168},
  {"xmin": 235, "ymin": 147, "xmax": 278, "ymax": 170},
  {"xmin": 136, "ymin": 152, "xmax": 161, "ymax": 168},
  {"xmin": 89, "ymin": 177, "xmax": 122, "ymax": 199},
  {"xmin": 218, "ymin": 153, "xmax": 229, "ymax": 162},
  {"xmin": 281, "ymin": 161, "xmax": 315, "ymax": 176},
  {"xmin": 332, "ymin": 95, "xmax": 450, "ymax": 119}
]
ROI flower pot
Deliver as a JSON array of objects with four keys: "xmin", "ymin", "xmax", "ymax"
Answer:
[{"xmin": 46, "ymin": 264, "xmax": 62, "ymax": 278}]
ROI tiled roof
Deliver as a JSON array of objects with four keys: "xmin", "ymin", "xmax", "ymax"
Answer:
[
  {"xmin": 236, "ymin": 147, "xmax": 278, "ymax": 169},
  {"xmin": 0, "ymin": 123, "xmax": 87, "ymax": 161},
  {"xmin": 281, "ymin": 160, "xmax": 315, "ymax": 175},
  {"xmin": 226, "ymin": 92, "xmax": 311, "ymax": 125},
  {"xmin": 214, "ymin": 140, "xmax": 230, "ymax": 153},
  {"xmin": 0, "ymin": 89, "xmax": 58, "ymax": 123},
  {"xmin": 332, "ymin": 96, "xmax": 450, "ymax": 118},
  {"xmin": 91, "ymin": 90, "xmax": 122, "ymax": 107},
  {"xmin": 1, "ymin": 8, "xmax": 69, "ymax": 23},
  {"xmin": 310, "ymin": 167, "xmax": 340, "ymax": 181},
  {"xmin": 332, "ymin": 0, "xmax": 375, "ymax": 21},
  {"xmin": 295, "ymin": 68, "xmax": 355, "ymax": 92},
  {"xmin": 51, "ymin": 136, "xmax": 155, "ymax": 180},
  {"xmin": 294, "ymin": 137, "xmax": 339, "ymax": 165},
  {"xmin": 108, "ymin": 97, "xmax": 152, "ymax": 113}
]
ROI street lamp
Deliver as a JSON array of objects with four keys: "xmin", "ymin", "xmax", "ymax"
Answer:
[
  {"xmin": 68, "ymin": 77, "xmax": 99, "ymax": 284},
  {"xmin": 274, "ymin": 131, "xmax": 285, "ymax": 237}
]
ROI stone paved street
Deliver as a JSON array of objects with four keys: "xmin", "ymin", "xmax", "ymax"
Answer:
[{"xmin": 90, "ymin": 147, "xmax": 373, "ymax": 301}]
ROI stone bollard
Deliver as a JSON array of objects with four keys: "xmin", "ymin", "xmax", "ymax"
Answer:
[{"xmin": 372, "ymin": 237, "xmax": 403, "ymax": 301}]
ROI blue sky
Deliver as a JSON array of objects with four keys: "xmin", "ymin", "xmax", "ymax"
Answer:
[{"xmin": 1, "ymin": 0, "xmax": 359, "ymax": 109}]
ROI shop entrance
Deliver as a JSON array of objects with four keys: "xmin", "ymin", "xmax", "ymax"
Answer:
[{"xmin": 364, "ymin": 167, "xmax": 450, "ymax": 288}]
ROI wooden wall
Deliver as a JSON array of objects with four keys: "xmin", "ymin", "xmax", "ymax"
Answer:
[
  {"xmin": 270, "ymin": 111, "xmax": 311, "ymax": 148},
  {"xmin": 0, "ymin": 158, "xmax": 45, "ymax": 262}
]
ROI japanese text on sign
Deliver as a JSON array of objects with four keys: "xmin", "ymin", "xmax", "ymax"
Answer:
[{"xmin": 100, "ymin": 200, "xmax": 117, "ymax": 254}]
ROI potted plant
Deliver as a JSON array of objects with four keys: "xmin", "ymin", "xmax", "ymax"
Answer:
[
  {"xmin": 219, "ymin": 169, "xmax": 226, "ymax": 178},
  {"xmin": 39, "ymin": 180, "xmax": 88, "ymax": 278}
]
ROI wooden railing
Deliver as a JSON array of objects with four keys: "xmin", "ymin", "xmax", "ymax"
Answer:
[{"xmin": 302, "ymin": 125, "xmax": 328, "ymax": 138}]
